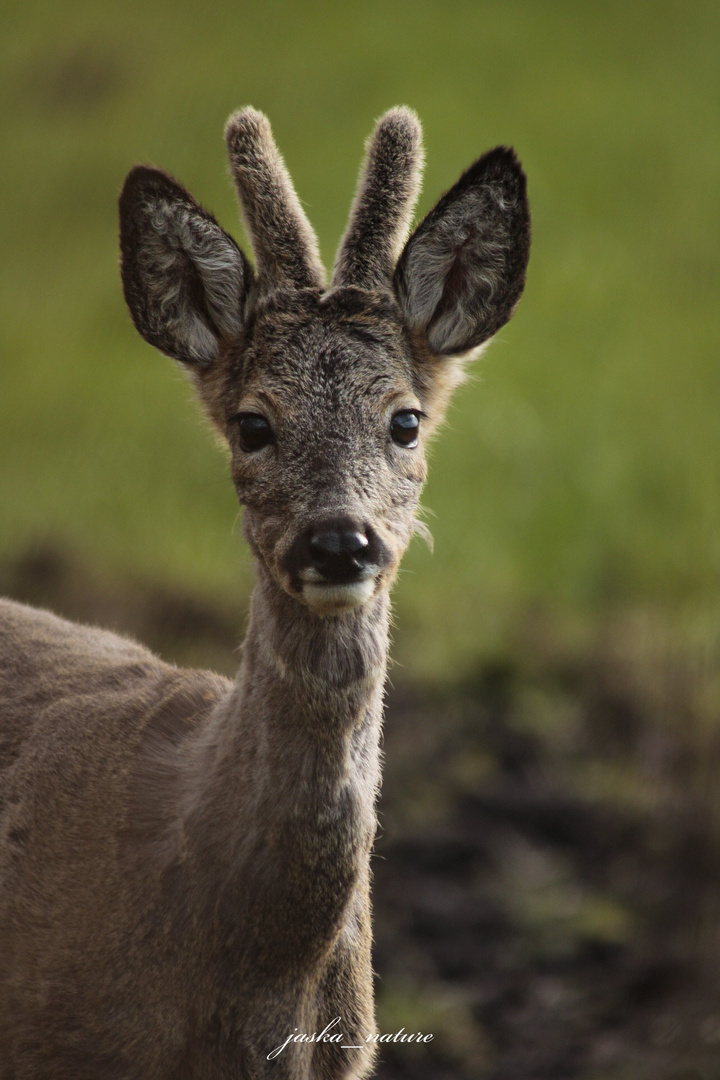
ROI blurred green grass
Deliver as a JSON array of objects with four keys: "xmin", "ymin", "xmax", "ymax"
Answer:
[{"xmin": 1, "ymin": 0, "xmax": 718, "ymax": 678}]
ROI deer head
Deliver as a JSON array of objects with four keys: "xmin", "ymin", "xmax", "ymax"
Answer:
[{"xmin": 119, "ymin": 107, "xmax": 530, "ymax": 616}]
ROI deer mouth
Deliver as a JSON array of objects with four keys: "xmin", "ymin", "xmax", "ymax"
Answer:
[
  {"xmin": 281, "ymin": 518, "xmax": 392, "ymax": 614},
  {"xmin": 300, "ymin": 576, "xmax": 378, "ymax": 615}
]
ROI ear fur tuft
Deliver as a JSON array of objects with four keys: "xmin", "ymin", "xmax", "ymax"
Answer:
[
  {"xmin": 119, "ymin": 166, "xmax": 254, "ymax": 366},
  {"xmin": 395, "ymin": 145, "xmax": 530, "ymax": 356}
]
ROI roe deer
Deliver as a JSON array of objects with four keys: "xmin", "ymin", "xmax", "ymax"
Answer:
[{"xmin": 0, "ymin": 107, "xmax": 530, "ymax": 1079}]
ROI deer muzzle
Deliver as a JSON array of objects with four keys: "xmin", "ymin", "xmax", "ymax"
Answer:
[{"xmin": 282, "ymin": 517, "xmax": 392, "ymax": 614}]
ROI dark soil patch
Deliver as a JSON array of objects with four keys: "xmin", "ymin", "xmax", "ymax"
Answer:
[{"xmin": 374, "ymin": 674, "xmax": 720, "ymax": 1079}]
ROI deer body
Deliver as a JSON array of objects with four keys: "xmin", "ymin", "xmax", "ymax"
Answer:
[{"xmin": 0, "ymin": 108, "xmax": 529, "ymax": 1078}]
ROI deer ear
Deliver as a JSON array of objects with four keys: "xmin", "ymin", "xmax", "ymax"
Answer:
[
  {"xmin": 119, "ymin": 166, "xmax": 255, "ymax": 367},
  {"xmin": 394, "ymin": 147, "xmax": 530, "ymax": 357}
]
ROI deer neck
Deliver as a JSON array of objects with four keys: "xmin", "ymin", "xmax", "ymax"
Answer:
[
  {"xmin": 247, "ymin": 563, "xmax": 389, "ymax": 689},
  {"xmin": 234, "ymin": 567, "xmax": 390, "ymax": 799},
  {"xmin": 187, "ymin": 567, "xmax": 390, "ymax": 962}
]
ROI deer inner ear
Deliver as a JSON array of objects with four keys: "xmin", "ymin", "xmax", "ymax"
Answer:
[{"xmin": 119, "ymin": 166, "xmax": 254, "ymax": 368}]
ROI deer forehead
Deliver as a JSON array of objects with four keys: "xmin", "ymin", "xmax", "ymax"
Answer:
[{"xmin": 231, "ymin": 291, "xmax": 420, "ymax": 421}]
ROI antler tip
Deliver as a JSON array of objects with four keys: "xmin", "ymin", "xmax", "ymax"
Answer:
[
  {"xmin": 224, "ymin": 107, "xmax": 273, "ymax": 158},
  {"xmin": 375, "ymin": 105, "xmax": 422, "ymax": 143},
  {"xmin": 373, "ymin": 107, "xmax": 424, "ymax": 166}
]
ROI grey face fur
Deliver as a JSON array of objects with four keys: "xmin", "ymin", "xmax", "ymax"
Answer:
[
  {"xmin": 221, "ymin": 288, "xmax": 424, "ymax": 615},
  {"xmin": 120, "ymin": 107, "xmax": 530, "ymax": 617}
]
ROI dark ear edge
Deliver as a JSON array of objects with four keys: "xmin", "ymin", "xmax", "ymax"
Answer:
[
  {"xmin": 119, "ymin": 166, "xmax": 255, "ymax": 366},
  {"xmin": 394, "ymin": 146, "xmax": 531, "ymax": 357}
]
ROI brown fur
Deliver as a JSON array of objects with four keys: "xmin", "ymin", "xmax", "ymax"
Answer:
[
  {"xmin": 332, "ymin": 108, "xmax": 423, "ymax": 291},
  {"xmin": 0, "ymin": 107, "xmax": 530, "ymax": 1078}
]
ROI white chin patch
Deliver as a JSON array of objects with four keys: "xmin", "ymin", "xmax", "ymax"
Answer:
[{"xmin": 302, "ymin": 579, "xmax": 376, "ymax": 615}]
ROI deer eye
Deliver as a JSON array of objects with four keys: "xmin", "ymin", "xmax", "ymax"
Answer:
[
  {"xmin": 234, "ymin": 413, "xmax": 273, "ymax": 452},
  {"xmin": 390, "ymin": 409, "xmax": 420, "ymax": 448}
]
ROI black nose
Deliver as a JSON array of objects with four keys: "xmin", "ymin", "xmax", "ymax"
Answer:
[
  {"xmin": 283, "ymin": 517, "xmax": 391, "ymax": 587},
  {"xmin": 309, "ymin": 527, "xmax": 370, "ymax": 581}
]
